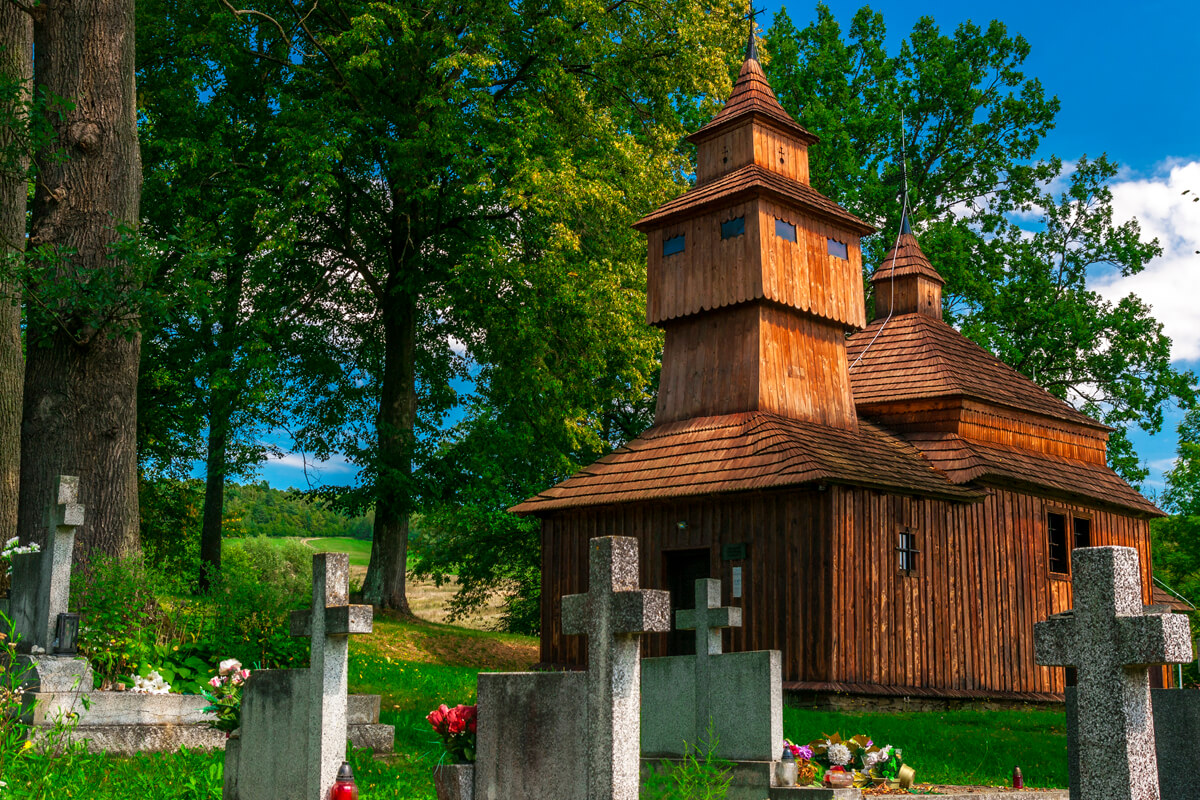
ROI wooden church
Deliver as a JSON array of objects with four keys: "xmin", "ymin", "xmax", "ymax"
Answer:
[{"xmin": 511, "ymin": 35, "xmax": 1171, "ymax": 700}]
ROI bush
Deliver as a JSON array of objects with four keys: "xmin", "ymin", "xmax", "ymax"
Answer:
[{"xmin": 205, "ymin": 537, "xmax": 311, "ymax": 669}]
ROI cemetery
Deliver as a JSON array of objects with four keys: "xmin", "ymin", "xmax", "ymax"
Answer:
[{"xmin": 0, "ymin": 2, "xmax": 1196, "ymax": 800}]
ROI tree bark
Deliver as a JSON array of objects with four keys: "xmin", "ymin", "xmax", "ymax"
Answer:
[
  {"xmin": 0, "ymin": 3, "xmax": 31, "ymax": 546},
  {"xmin": 362, "ymin": 290, "xmax": 416, "ymax": 612},
  {"xmin": 18, "ymin": 0, "xmax": 142, "ymax": 559}
]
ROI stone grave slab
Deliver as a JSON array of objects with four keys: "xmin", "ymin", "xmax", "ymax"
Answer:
[
  {"xmin": 642, "ymin": 578, "xmax": 782, "ymax": 763},
  {"xmin": 223, "ymin": 553, "xmax": 377, "ymax": 800},
  {"xmin": 1035, "ymin": 546, "xmax": 1191, "ymax": 800}
]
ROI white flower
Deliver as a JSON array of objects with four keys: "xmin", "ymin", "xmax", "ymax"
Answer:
[
  {"xmin": 129, "ymin": 670, "xmax": 172, "ymax": 695},
  {"xmin": 827, "ymin": 743, "xmax": 852, "ymax": 766},
  {"xmin": 219, "ymin": 659, "xmax": 242, "ymax": 676}
]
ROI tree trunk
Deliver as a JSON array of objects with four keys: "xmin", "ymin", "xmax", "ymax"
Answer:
[
  {"xmin": 197, "ymin": 253, "xmax": 246, "ymax": 590},
  {"xmin": 18, "ymin": 0, "xmax": 142, "ymax": 559},
  {"xmin": 0, "ymin": 4, "xmax": 30, "ymax": 545},
  {"xmin": 362, "ymin": 292, "xmax": 416, "ymax": 612},
  {"xmin": 199, "ymin": 423, "xmax": 226, "ymax": 590}
]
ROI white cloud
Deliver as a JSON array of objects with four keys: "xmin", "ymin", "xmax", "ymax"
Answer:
[
  {"xmin": 1092, "ymin": 160, "xmax": 1200, "ymax": 361},
  {"xmin": 266, "ymin": 452, "xmax": 354, "ymax": 474}
]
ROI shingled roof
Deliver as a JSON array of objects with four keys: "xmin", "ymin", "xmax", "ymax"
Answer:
[
  {"xmin": 687, "ymin": 42, "xmax": 818, "ymax": 146},
  {"xmin": 511, "ymin": 412, "xmax": 983, "ymax": 515},
  {"xmin": 846, "ymin": 313, "xmax": 1106, "ymax": 430},
  {"xmin": 633, "ymin": 163, "xmax": 874, "ymax": 234},
  {"xmin": 871, "ymin": 231, "xmax": 945, "ymax": 285},
  {"xmin": 900, "ymin": 431, "xmax": 1163, "ymax": 517}
]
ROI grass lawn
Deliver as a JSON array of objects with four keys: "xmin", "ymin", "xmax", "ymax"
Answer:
[
  {"xmin": 307, "ymin": 536, "xmax": 373, "ymax": 566},
  {"xmin": 7, "ymin": 611, "xmax": 1069, "ymax": 798}
]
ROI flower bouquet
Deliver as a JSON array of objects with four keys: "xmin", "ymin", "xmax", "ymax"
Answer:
[
  {"xmin": 427, "ymin": 703, "xmax": 477, "ymax": 763},
  {"xmin": 201, "ymin": 659, "xmax": 252, "ymax": 734},
  {"xmin": 807, "ymin": 732, "xmax": 910, "ymax": 789}
]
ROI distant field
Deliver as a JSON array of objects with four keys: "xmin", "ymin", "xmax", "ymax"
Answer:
[{"xmin": 305, "ymin": 536, "xmax": 372, "ymax": 566}]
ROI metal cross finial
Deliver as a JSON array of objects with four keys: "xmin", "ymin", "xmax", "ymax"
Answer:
[{"xmin": 746, "ymin": 6, "xmax": 766, "ymax": 61}]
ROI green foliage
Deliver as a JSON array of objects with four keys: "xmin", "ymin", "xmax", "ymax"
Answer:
[
  {"xmin": 763, "ymin": 6, "xmax": 1193, "ymax": 485},
  {"xmin": 70, "ymin": 542, "xmax": 311, "ymax": 691},
  {"xmin": 224, "ymin": 482, "xmax": 372, "ymax": 540},
  {"xmin": 641, "ymin": 721, "xmax": 734, "ymax": 800},
  {"xmin": 139, "ymin": 476, "xmax": 204, "ymax": 589},
  {"xmin": 2, "ymin": 746, "xmax": 224, "ymax": 799}
]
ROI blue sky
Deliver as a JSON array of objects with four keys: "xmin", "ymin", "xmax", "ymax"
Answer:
[{"xmin": 260, "ymin": 0, "xmax": 1199, "ymax": 498}]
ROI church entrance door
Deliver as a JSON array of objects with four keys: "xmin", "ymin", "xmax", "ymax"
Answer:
[{"xmin": 664, "ymin": 547, "xmax": 711, "ymax": 656}]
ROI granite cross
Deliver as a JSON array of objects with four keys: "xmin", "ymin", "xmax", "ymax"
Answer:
[
  {"xmin": 562, "ymin": 536, "xmax": 671, "ymax": 800},
  {"xmin": 12, "ymin": 475, "xmax": 84, "ymax": 654},
  {"xmin": 676, "ymin": 578, "xmax": 741, "ymax": 740},
  {"xmin": 289, "ymin": 553, "xmax": 373, "ymax": 800},
  {"xmin": 1035, "ymin": 546, "xmax": 1192, "ymax": 800}
]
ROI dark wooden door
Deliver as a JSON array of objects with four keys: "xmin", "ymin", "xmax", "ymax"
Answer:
[{"xmin": 664, "ymin": 548, "xmax": 711, "ymax": 656}]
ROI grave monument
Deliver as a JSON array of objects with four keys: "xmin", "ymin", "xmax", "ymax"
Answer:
[
  {"xmin": 474, "ymin": 535, "xmax": 670, "ymax": 800},
  {"xmin": 1035, "ymin": 546, "xmax": 1192, "ymax": 800},
  {"xmin": 9, "ymin": 476, "xmax": 92, "ymax": 701},
  {"xmin": 223, "ymin": 552, "xmax": 376, "ymax": 800}
]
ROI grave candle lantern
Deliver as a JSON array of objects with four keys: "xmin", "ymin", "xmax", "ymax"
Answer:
[
  {"xmin": 775, "ymin": 746, "xmax": 796, "ymax": 787},
  {"xmin": 54, "ymin": 612, "xmax": 80, "ymax": 655},
  {"xmin": 328, "ymin": 762, "xmax": 358, "ymax": 800}
]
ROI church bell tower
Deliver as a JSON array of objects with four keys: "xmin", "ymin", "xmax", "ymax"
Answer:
[{"xmin": 634, "ymin": 30, "xmax": 875, "ymax": 429}]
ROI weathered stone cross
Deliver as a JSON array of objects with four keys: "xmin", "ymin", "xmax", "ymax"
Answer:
[
  {"xmin": 13, "ymin": 475, "xmax": 84, "ymax": 655},
  {"xmin": 562, "ymin": 537, "xmax": 671, "ymax": 800},
  {"xmin": 1035, "ymin": 546, "xmax": 1192, "ymax": 800},
  {"xmin": 289, "ymin": 553, "xmax": 373, "ymax": 800},
  {"xmin": 676, "ymin": 578, "xmax": 741, "ymax": 741}
]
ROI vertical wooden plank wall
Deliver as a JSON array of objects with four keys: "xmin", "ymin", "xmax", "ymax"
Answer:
[
  {"xmin": 541, "ymin": 485, "xmax": 1157, "ymax": 698},
  {"xmin": 829, "ymin": 485, "xmax": 1156, "ymax": 696},
  {"xmin": 540, "ymin": 490, "xmax": 834, "ymax": 683}
]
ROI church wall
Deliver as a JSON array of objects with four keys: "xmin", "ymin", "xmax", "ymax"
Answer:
[
  {"xmin": 538, "ymin": 484, "xmax": 1159, "ymax": 699},
  {"xmin": 828, "ymin": 485, "xmax": 1156, "ymax": 697},
  {"xmin": 539, "ymin": 489, "xmax": 835, "ymax": 684}
]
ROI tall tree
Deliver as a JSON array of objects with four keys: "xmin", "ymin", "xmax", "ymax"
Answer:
[
  {"xmin": 18, "ymin": 0, "xmax": 142, "ymax": 557},
  {"xmin": 0, "ymin": 2, "xmax": 30, "ymax": 544},
  {"xmin": 764, "ymin": 5, "xmax": 1193, "ymax": 484},
  {"xmin": 222, "ymin": 0, "xmax": 748, "ymax": 610}
]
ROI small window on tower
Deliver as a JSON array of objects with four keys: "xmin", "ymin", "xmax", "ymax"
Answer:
[
  {"xmin": 897, "ymin": 528, "xmax": 919, "ymax": 575},
  {"xmin": 720, "ymin": 217, "xmax": 745, "ymax": 240},
  {"xmin": 1074, "ymin": 516, "xmax": 1091, "ymax": 549},
  {"xmin": 774, "ymin": 218, "xmax": 797, "ymax": 242},
  {"xmin": 827, "ymin": 239, "xmax": 849, "ymax": 259},
  {"xmin": 663, "ymin": 234, "xmax": 685, "ymax": 257},
  {"xmin": 1048, "ymin": 512, "xmax": 1069, "ymax": 574}
]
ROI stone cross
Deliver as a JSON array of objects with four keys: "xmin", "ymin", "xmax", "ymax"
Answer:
[
  {"xmin": 676, "ymin": 578, "xmax": 741, "ymax": 741},
  {"xmin": 288, "ymin": 553, "xmax": 372, "ymax": 800},
  {"xmin": 13, "ymin": 475, "xmax": 84, "ymax": 654},
  {"xmin": 562, "ymin": 537, "xmax": 670, "ymax": 800},
  {"xmin": 1035, "ymin": 546, "xmax": 1192, "ymax": 800}
]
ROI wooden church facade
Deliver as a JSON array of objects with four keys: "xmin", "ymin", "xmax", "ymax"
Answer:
[{"xmin": 513, "ymin": 36, "xmax": 1168, "ymax": 700}]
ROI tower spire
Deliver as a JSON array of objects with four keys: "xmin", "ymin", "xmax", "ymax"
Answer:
[{"xmin": 746, "ymin": 20, "xmax": 758, "ymax": 62}]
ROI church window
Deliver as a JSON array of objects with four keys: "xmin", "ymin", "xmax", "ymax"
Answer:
[
  {"xmin": 1048, "ymin": 512, "xmax": 1069, "ymax": 574},
  {"xmin": 896, "ymin": 528, "xmax": 919, "ymax": 575},
  {"xmin": 721, "ymin": 216, "xmax": 745, "ymax": 240},
  {"xmin": 774, "ymin": 218, "xmax": 797, "ymax": 242},
  {"xmin": 663, "ymin": 234, "xmax": 685, "ymax": 257},
  {"xmin": 1074, "ymin": 516, "xmax": 1091, "ymax": 549},
  {"xmin": 827, "ymin": 239, "xmax": 849, "ymax": 259}
]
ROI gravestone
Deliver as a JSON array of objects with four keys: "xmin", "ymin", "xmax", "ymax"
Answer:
[
  {"xmin": 1035, "ymin": 546, "xmax": 1191, "ymax": 800},
  {"xmin": 223, "ymin": 553, "xmax": 375, "ymax": 800},
  {"xmin": 642, "ymin": 577, "xmax": 782, "ymax": 763},
  {"xmin": 474, "ymin": 536, "xmax": 670, "ymax": 800},
  {"xmin": 9, "ymin": 476, "xmax": 92, "ymax": 712}
]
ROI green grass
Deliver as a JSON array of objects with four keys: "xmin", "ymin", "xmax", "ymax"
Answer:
[
  {"xmin": 307, "ymin": 536, "xmax": 373, "ymax": 566},
  {"xmin": 9, "ymin": 611, "xmax": 1069, "ymax": 797},
  {"xmin": 784, "ymin": 705, "xmax": 1067, "ymax": 789}
]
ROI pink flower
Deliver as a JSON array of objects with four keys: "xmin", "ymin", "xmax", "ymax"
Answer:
[{"xmin": 209, "ymin": 676, "xmax": 222, "ymax": 689}]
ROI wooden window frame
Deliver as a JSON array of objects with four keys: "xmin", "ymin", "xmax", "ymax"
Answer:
[
  {"xmin": 827, "ymin": 238, "xmax": 849, "ymax": 260},
  {"xmin": 774, "ymin": 218, "xmax": 797, "ymax": 242},
  {"xmin": 1047, "ymin": 507, "xmax": 1093, "ymax": 578},
  {"xmin": 896, "ymin": 527, "xmax": 919, "ymax": 576}
]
